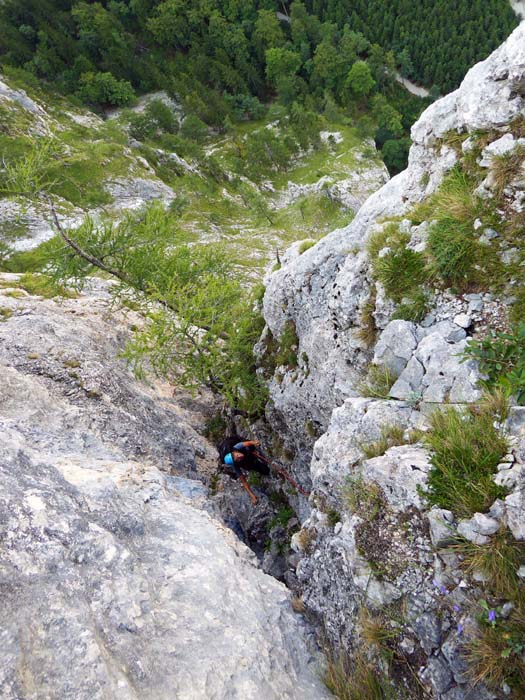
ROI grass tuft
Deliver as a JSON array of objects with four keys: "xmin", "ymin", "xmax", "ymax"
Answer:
[
  {"xmin": 358, "ymin": 364, "xmax": 398, "ymax": 399},
  {"xmin": 17, "ymin": 273, "xmax": 77, "ymax": 299},
  {"xmin": 324, "ymin": 652, "xmax": 394, "ymax": 700},
  {"xmin": 342, "ymin": 475, "xmax": 384, "ymax": 521},
  {"xmin": 454, "ymin": 529, "xmax": 525, "ymax": 601},
  {"xmin": 423, "ymin": 404, "xmax": 508, "ymax": 517}
]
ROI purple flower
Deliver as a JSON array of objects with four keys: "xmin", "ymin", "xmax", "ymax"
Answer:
[
  {"xmin": 453, "ymin": 604, "xmax": 461, "ymax": 613},
  {"xmin": 432, "ymin": 578, "xmax": 449, "ymax": 595},
  {"xmin": 488, "ymin": 609, "xmax": 497, "ymax": 624},
  {"xmin": 457, "ymin": 624, "xmax": 464, "ymax": 636}
]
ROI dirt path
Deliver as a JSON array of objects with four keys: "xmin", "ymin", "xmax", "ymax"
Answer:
[{"xmin": 395, "ymin": 73, "xmax": 430, "ymax": 98}]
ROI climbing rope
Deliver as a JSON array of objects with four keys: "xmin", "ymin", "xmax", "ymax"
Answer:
[{"xmin": 253, "ymin": 451, "xmax": 311, "ymax": 497}]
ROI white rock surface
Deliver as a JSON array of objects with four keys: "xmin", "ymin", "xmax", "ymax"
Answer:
[{"xmin": 0, "ymin": 278, "xmax": 330, "ymax": 700}]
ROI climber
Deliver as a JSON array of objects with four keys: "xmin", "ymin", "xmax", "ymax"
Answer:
[{"xmin": 217, "ymin": 435, "xmax": 270, "ymax": 505}]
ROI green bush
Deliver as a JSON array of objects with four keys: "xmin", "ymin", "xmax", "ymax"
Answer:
[
  {"xmin": 423, "ymin": 404, "xmax": 508, "ymax": 517},
  {"xmin": 77, "ymin": 72, "xmax": 135, "ymax": 107},
  {"xmin": 465, "ymin": 323, "xmax": 525, "ymax": 404}
]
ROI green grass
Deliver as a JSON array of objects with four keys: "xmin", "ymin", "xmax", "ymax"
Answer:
[
  {"xmin": 423, "ymin": 404, "xmax": 508, "ymax": 517},
  {"xmin": 358, "ymin": 364, "xmax": 398, "ymax": 399},
  {"xmin": 342, "ymin": 475, "xmax": 384, "ymax": 520},
  {"xmin": 0, "ymin": 306, "xmax": 13, "ymax": 321},
  {"xmin": 360, "ymin": 424, "xmax": 421, "ymax": 459},
  {"xmin": 17, "ymin": 273, "xmax": 77, "ymax": 299},
  {"xmin": 324, "ymin": 652, "xmax": 394, "ymax": 700},
  {"xmin": 454, "ymin": 529, "xmax": 525, "ymax": 600}
]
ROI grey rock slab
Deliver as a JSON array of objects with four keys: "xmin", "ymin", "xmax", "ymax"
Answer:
[
  {"xmin": 426, "ymin": 654, "xmax": 454, "ymax": 694},
  {"xmin": 361, "ymin": 445, "xmax": 431, "ymax": 511},
  {"xmin": 412, "ymin": 613, "xmax": 442, "ymax": 654},
  {"xmin": 428, "ymin": 508, "xmax": 456, "ymax": 548},
  {"xmin": 373, "ymin": 320, "xmax": 418, "ymax": 375},
  {"xmin": 0, "ymin": 282, "xmax": 329, "ymax": 700}
]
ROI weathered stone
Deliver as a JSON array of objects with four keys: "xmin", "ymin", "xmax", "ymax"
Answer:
[
  {"xmin": 425, "ymin": 654, "xmax": 454, "ymax": 694},
  {"xmin": 505, "ymin": 488, "xmax": 525, "ymax": 540},
  {"xmin": 0, "ymin": 279, "xmax": 329, "ymax": 700},
  {"xmin": 428, "ymin": 508, "xmax": 456, "ymax": 548},
  {"xmin": 479, "ymin": 133, "xmax": 518, "ymax": 166},
  {"xmin": 453, "ymin": 313, "xmax": 472, "ymax": 329},
  {"xmin": 412, "ymin": 612, "xmax": 442, "ymax": 654},
  {"xmin": 373, "ymin": 320, "xmax": 418, "ymax": 375}
]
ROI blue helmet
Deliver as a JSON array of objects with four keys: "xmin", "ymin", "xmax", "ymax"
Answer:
[{"xmin": 224, "ymin": 453, "xmax": 234, "ymax": 466}]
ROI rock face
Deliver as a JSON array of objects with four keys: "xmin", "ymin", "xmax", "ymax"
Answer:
[
  {"xmin": 0, "ymin": 276, "xmax": 330, "ymax": 700},
  {"xmin": 262, "ymin": 23, "xmax": 525, "ymax": 480},
  {"xmin": 261, "ymin": 23, "xmax": 525, "ymax": 700}
]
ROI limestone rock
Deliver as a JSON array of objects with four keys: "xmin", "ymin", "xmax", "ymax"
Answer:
[{"xmin": 0, "ymin": 278, "xmax": 329, "ymax": 700}]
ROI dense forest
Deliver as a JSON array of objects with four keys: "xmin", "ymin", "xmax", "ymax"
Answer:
[
  {"xmin": 0, "ymin": 1, "xmax": 518, "ymax": 172},
  {"xmin": 305, "ymin": 0, "xmax": 518, "ymax": 92}
]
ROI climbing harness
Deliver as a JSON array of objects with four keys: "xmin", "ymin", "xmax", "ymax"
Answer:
[{"xmin": 253, "ymin": 451, "xmax": 311, "ymax": 497}]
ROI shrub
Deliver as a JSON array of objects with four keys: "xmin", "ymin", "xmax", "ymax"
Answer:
[
  {"xmin": 465, "ymin": 323, "xmax": 525, "ymax": 404},
  {"xmin": 77, "ymin": 71, "xmax": 135, "ymax": 107},
  {"xmin": 179, "ymin": 114, "xmax": 208, "ymax": 143},
  {"xmin": 423, "ymin": 404, "xmax": 508, "ymax": 517}
]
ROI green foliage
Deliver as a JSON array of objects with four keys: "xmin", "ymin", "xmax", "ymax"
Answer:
[
  {"xmin": 374, "ymin": 246, "xmax": 426, "ymax": 304},
  {"xmin": 359, "ymin": 424, "xmax": 420, "ymax": 460},
  {"xmin": 0, "ymin": 307, "xmax": 13, "ymax": 321},
  {"xmin": 0, "ymin": 138, "xmax": 58, "ymax": 197},
  {"xmin": 324, "ymin": 652, "xmax": 394, "ymax": 700},
  {"xmin": 358, "ymin": 364, "xmax": 398, "ymax": 399},
  {"xmin": 270, "ymin": 506, "xmax": 295, "ymax": 529},
  {"xmin": 423, "ymin": 404, "xmax": 509, "ymax": 518},
  {"xmin": 345, "ymin": 61, "xmax": 375, "ymax": 97},
  {"xmin": 391, "ymin": 289, "xmax": 430, "ymax": 323},
  {"xmin": 298, "ymin": 240, "xmax": 315, "ymax": 254},
  {"xmin": 77, "ymin": 72, "xmax": 135, "ymax": 107},
  {"xmin": 17, "ymin": 272, "xmax": 76, "ymax": 299},
  {"xmin": 381, "ymin": 138, "xmax": 410, "ymax": 175},
  {"xmin": 179, "ymin": 115, "xmax": 208, "ymax": 143},
  {"xmin": 43, "ymin": 203, "xmax": 268, "ymax": 416},
  {"xmin": 465, "ymin": 323, "xmax": 525, "ymax": 405},
  {"xmin": 343, "ymin": 474, "xmax": 384, "ymax": 519}
]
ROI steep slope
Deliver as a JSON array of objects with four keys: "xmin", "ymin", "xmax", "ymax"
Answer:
[
  {"xmin": 0, "ymin": 75, "xmax": 388, "ymax": 271},
  {"xmin": 261, "ymin": 22, "xmax": 525, "ymax": 700},
  {"xmin": 0, "ymin": 275, "xmax": 330, "ymax": 700}
]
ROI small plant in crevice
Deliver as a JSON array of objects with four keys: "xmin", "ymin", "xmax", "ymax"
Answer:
[
  {"xmin": 453, "ymin": 529, "xmax": 525, "ymax": 602},
  {"xmin": 203, "ymin": 411, "xmax": 228, "ymax": 444},
  {"xmin": 342, "ymin": 475, "xmax": 384, "ymax": 521},
  {"xmin": 356, "ymin": 292, "xmax": 378, "ymax": 348},
  {"xmin": 323, "ymin": 651, "xmax": 395, "ymax": 700},
  {"xmin": 358, "ymin": 363, "xmax": 398, "ymax": 399},
  {"xmin": 422, "ymin": 403, "xmax": 508, "ymax": 517},
  {"xmin": 465, "ymin": 602, "xmax": 525, "ymax": 697},
  {"xmin": 391, "ymin": 289, "xmax": 430, "ymax": 323},
  {"xmin": 465, "ymin": 323, "xmax": 525, "ymax": 405},
  {"xmin": 360, "ymin": 424, "xmax": 422, "ymax": 460}
]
